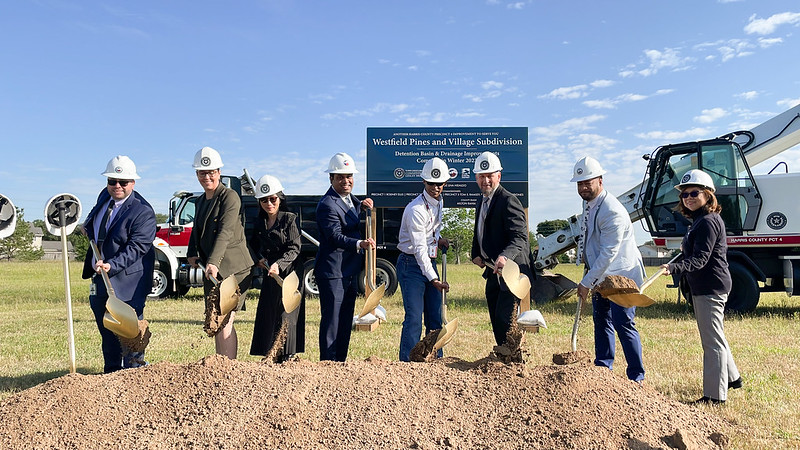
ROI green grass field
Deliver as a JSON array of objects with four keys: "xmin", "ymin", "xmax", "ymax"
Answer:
[{"xmin": 1, "ymin": 260, "xmax": 799, "ymax": 449}]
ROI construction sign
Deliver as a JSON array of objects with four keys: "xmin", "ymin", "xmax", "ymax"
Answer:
[{"xmin": 366, "ymin": 127, "xmax": 528, "ymax": 208}]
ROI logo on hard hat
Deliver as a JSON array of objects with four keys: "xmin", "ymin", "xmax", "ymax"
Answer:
[
  {"xmin": 431, "ymin": 168, "xmax": 441, "ymax": 178},
  {"xmin": 766, "ymin": 212, "xmax": 787, "ymax": 230},
  {"xmin": 260, "ymin": 184, "xmax": 270, "ymax": 194},
  {"xmin": 114, "ymin": 166, "xmax": 123, "ymax": 173},
  {"xmin": 681, "ymin": 173, "xmax": 692, "ymax": 183},
  {"xmin": 201, "ymin": 156, "xmax": 211, "ymax": 166},
  {"xmin": 449, "ymin": 168, "xmax": 458, "ymax": 178},
  {"xmin": 394, "ymin": 168, "xmax": 405, "ymax": 179},
  {"xmin": 343, "ymin": 160, "xmax": 350, "ymax": 166},
  {"xmin": 576, "ymin": 168, "xmax": 583, "ymax": 175},
  {"xmin": 480, "ymin": 160, "xmax": 489, "ymax": 170}
]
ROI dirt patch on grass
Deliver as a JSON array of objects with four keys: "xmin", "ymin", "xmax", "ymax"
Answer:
[{"xmin": 0, "ymin": 353, "xmax": 732, "ymax": 449}]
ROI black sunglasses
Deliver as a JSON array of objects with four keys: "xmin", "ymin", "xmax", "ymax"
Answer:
[
  {"xmin": 107, "ymin": 179, "xmax": 131, "ymax": 187},
  {"xmin": 426, "ymin": 181, "xmax": 445, "ymax": 187},
  {"xmin": 259, "ymin": 196, "xmax": 280, "ymax": 204},
  {"xmin": 680, "ymin": 190, "xmax": 701, "ymax": 199}
]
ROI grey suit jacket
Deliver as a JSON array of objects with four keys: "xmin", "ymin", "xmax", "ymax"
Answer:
[{"xmin": 581, "ymin": 189, "xmax": 645, "ymax": 288}]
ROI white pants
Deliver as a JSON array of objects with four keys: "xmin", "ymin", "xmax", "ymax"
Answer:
[{"xmin": 693, "ymin": 293, "xmax": 740, "ymax": 400}]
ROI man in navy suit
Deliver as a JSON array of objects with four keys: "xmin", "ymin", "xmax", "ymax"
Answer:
[
  {"xmin": 314, "ymin": 152, "xmax": 374, "ymax": 361},
  {"xmin": 471, "ymin": 151, "xmax": 533, "ymax": 346},
  {"xmin": 82, "ymin": 155, "xmax": 156, "ymax": 373}
]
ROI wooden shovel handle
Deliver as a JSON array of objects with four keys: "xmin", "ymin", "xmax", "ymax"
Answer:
[
  {"xmin": 269, "ymin": 271, "xmax": 284, "ymax": 286},
  {"xmin": 89, "ymin": 240, "xmax": 115, "ymax": 294},
  {"xmin": 639, "ymin": 252, "xmax": 682, "ymax": 293},
  {"xmin": 196, "ymin": 263, "xmax": 220, "ymax": 286}
]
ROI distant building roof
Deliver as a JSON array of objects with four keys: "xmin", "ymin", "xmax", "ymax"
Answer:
[{"xmin": 41, "ymin": 241, "xmax": 74, "ymax": 252}]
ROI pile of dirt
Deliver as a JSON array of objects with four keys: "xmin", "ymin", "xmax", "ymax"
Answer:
[{"xmin": 0, "ymin": 354, "xmax": 732, "ymax": 449}]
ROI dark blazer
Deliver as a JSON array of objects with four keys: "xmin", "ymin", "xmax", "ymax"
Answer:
[
  {"xmin": 668, "ymin": 209, "xmax": 732, "ymax": 296},
  {"xmin": 471, "ymin": 184, "xmax": 533, "ymax": 279},
  {"xmin": 314, "ymin": 186, "xmax": 363, "ymax": 279},
  {"xmin": 249, "ymin": 210, "xmax": 302, "ymax": 277},
  {"xmin": 82, "ymin": 189, "xmax": 156, "ymax": 308},
  {"xmin": 187, "ymin": 183, "xmax": 254, "ymax": 278}
]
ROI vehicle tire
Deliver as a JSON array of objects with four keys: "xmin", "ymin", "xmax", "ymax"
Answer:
[
  {"xmin": 303, "ymin": 259, "xmax": 319, "ymax": 297},
  {"xmin": 150, "ymin": 261, "xmax": 173, "ymax": 299},
  {"xmin": 359, "ymin": 258, "xmax": 399, "ymax": 296},
  {"xmin": 725, "ymin": 261, "xmax": 759, "ymax": 313}
]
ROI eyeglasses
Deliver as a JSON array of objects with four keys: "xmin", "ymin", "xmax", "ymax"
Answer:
[
  {"xmin": 426, "ymin": 181, "xmax": 445, "ymax": 187},
  {"xmin": 259, "ymin": 196, "xmax": 280, "ymax": 204},
  {"xmin": 680, "ymin": 190, "xmax": 702, "ymax": 199},
  {"xmin": 107, "ymin": 179, "xmax": 131, "ymax": 187},
  {"xmin": 196, "ymin": 170, "xmax": 218, "ymax": 178}
]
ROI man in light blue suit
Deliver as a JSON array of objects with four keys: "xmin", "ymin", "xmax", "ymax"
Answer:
[
  {"xmin": 573, "ymin": 156, "xmax": 646, "ymax": 383},
  {"xmin": 314, "ymin": 152, "xmax": 374, "ymax": 361},
  {"xmin": 82, "ymin": 155, "xmax": 156, "ymax": 373}
]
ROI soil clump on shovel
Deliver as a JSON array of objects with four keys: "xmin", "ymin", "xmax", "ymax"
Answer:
[
  {"xmin": 117, "ymin": 320, "xmax": 151, "ymax": 354},
  {"xmin": 595, "ymin": 274, "xmax": 640, "ymax": 296}
]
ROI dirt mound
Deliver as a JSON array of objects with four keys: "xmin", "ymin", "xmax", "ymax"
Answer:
[{"xmin": 0, "ymin": 355, "xmax": 731, "ymax": 449}]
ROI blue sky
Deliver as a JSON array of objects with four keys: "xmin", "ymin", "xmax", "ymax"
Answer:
[{"xmin": 2, "ymin": 0, "xmax": 799, "ymax": 244}]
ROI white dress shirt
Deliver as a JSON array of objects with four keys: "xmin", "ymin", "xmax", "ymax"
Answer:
[{"xmin": 397, "ymin": 190, "xmax": 443, "ymax": 281}]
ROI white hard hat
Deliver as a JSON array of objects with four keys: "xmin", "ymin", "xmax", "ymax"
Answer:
[
  {"xmin": 421, "ymin": 157, "xmax": 450, "ymax": 183},
  {"xmin": 101, "ymin": 155, "xmax": 140, "ymax": 180},
  {"xmin": 254, "ymin": 174, "xmax": 284, "ymax": 198},
  {"xmin": 570, "ymin": 156, "xmax": 606, "ymax": 182},
  {"xmin": 473, "ymin": 151, "xmax": 502, "ymax": 174},
  {"xmin": 675, "ymin": 169, "xmax": 715, "ymax": 192},
  {"xmin": 192, "ymin": 146, "xmax": 224, "ymax": 170},
  {"xmin": 325, "ymin": 152, "xmax": 358, "ymax": 174}
]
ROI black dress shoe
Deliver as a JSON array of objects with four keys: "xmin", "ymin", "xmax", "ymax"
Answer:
[
  {"xmin": 728, "ymin": 377, "xmax": 742, "ymax": 390},
  {"xmin": 691, "ymin": 396, "xmax": 725, "ymax": 405}
]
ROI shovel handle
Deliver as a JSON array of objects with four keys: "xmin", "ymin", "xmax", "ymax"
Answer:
[
  {"xmin": 89, "ymin": 240, "xmax": 115, "ymax": 294},
  {"xmin": 639, "ymin": 252, "xmax": 682, "ymax": 292},
  {"xmin": 269, "ymin": 271, "xmax": 284, "ymax": 286},
  {"xmin": 196, "ymin": 263, "xmax": 220, "ymax": 287}
]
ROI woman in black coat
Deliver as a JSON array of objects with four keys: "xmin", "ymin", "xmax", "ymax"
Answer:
[
  {"xmin": 248, "ymin": 174, "xmax": 305, "ymax": 361},
  {"xmin": 661, "ymin": 169, "xmax": 741, "ymax": 404}
]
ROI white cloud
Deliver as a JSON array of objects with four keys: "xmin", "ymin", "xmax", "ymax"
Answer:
[
  {"xmin": 777, "ymin": 97, "xmax": 800, "ymax": 109},
  {"xmin": 408, "ymin": 65, "xmax": 419, "ymax": 71},
  {"xmin": 635, "ymin": 128, "xmax": 711, "ymax": 141},
  {"xmin": 716, "ymin": 39, "xmax": 755, "ymax": 62},
  {"xmin": 744, "ymin": 12, "xmax": 800, "ymax": 35},
  {"xmin": 590, "ymin": 79, "xmax": 615, "ymax": 88},
  {"xmin": 582, "ymin": 92, "xmax": 652, "ymax": 109},
  {"xmin": 507, "ymin": 2, "xmax": 526, "ymax": 9},
  {"xmin": 694, "ymin": 107, "xmax": 727, "ymax": 124},
  {"xmin": 321, "ymin": 103, "xmax": 410, "ymax": 120},
  {"xmin": 637, "ymin": 48, "xmax": 693, "ymax": 76},
  {"xmin": 757, "ymin": 37, "xmax": 783, "ymax": 48},
  {"xmin": 736, "ymin": 91, "xmax": 759, "ymax": 100},
  {"xmin": 531, "ymin": 114, "xmax": 606, "ymax": 139},
  {"xmin": 540, "ymin": 84, "xmax": 588, "ymax": 100},
  {"xmin": 415, "ymin": 50, "xmax": 432, "ymax": 57},
  {"xmin": 481, "ymin": 81, "xmax": 504, "ymax": 89}
]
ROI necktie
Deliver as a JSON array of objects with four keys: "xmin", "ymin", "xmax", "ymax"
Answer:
[
  {"xmin": 97, "ymin": 201, "xmax": 114, "ymax": 245},
  {"xmin": 577, "ymin": 203, "xmax": 590, "ymax": 265},
  {"xmin": 478, "ymin": 196, "xmax": 489, "ymax": 259}
]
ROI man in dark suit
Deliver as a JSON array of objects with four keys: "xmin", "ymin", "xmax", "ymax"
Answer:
[
  {"xmin": 82, "ymin": 155, "xmax": 156, "ymax": 373},
  {"xmin": 471, "ymin": 151, "xmax": 532, "ymax": 346},
  {"xmin": 315, "ymin": 152, "xmax": 374, "ymax": 361}
]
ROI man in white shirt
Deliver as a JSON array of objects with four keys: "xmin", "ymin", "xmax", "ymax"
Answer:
[{"xmin": 397, "ymin": 157, "xmax": 450, "ymax": 361}]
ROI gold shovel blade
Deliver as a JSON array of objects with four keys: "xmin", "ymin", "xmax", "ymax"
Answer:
[
  {"xmin": 103, "ymin": 295, "xmax": 140, "ymax": 339},
  {"xmin": 358, "ymin": 283, "xmax": 385, "ymax": 318},
  {"xmin": 433, "ymin": 318, "xmax": 459, "ymax": 351},
  {"xmin": 281, "ymin": 272, "xmax": 301, "ymax": 313},
  {"xmin": 218, "ymin": 275, "xmax": 241, "ymax": 316},
  {"xmin": 500, "ymin": 259, "xmax": 532, "ymax": 301},
  {"xmin": 605, "ymin": 292, "xmax": 655, "ymax": 308}
]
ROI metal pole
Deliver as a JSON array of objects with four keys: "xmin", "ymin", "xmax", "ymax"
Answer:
[{"xmin": 59, "ymin": 202, "xmax": 77, "ymax": 374}]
